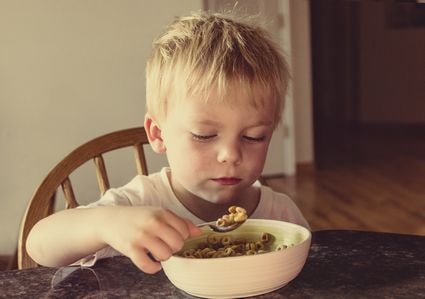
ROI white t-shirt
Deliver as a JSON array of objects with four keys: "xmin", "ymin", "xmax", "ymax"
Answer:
[{"xmin": 76, "ymin": 167, "xmax": 309, "ymax": 266}]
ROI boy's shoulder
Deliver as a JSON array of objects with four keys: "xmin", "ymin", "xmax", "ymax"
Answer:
[
  {"xmin": 82, "ymin": 167, "xmax": 172, "ymax": 208},
  {"xmin": 259, "ymin": 184, "xmax": 292, "ymax": 203},
  {"xmin": 255, "ymin": 185, "xmax": 310, "ymax": 229},
  {"xmin": 129, "ymin": 167, "xmax": 170, "ymax": 187},
  {"xmin": 124, "ymin": 167, "xmax": 172, "ymax": 197}
]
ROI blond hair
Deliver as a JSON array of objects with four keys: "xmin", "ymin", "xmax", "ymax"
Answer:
[{"xmin": 146, "ymin": 11, "xmax": 290, "ymax": 127}]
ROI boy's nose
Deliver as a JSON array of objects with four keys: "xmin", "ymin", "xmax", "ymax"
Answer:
[{"xmin": 217, "ymin": 142, "xmax": 242, "ymax": 165}]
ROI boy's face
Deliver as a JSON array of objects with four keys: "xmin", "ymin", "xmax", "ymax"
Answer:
[{"xmin": 157, "ymin": 86, "xmax": 275, "ymax": 205}]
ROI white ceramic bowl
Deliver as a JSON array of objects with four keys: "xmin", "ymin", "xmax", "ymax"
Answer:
[{"xmin": 161, "ymin": 219, "xmax": 311, "ymax": 298}]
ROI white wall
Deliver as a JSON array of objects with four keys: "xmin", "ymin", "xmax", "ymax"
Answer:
[
  {"xmin": 290, "ymin": 0, "xmax": 314, "ymax": 164},
  {"xmin": 0, "ymin": 0, "xmax": 202, "ymax": 255},
  {"xmin": 0, "ymin": 0, "xmax": 314, "ymax": 256}
]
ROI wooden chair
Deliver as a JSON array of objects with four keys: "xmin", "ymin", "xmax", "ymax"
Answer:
[{"xmin": 16, "ymin": 127, "xmax": 150, "ymax": 269}]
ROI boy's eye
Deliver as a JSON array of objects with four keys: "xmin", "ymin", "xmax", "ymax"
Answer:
[
  {"xmin": 243, "ymin": 135, "xmax": 267, "ymax": 142},
  {"xmin": 191, "ymin": 133, "xmax": 217, "ymax": 141}
]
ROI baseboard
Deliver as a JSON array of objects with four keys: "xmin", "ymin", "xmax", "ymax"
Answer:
[
  {"xmin": 262, "ymin": 162, "xmax": 315, "ymax": 182},
  {"xmin": 0, "ymin": 255, "xmax": 12, "ymax": 271},
  {"xmin": 260, "ymin": 173, "xmax": 286, "ymax": 180}
]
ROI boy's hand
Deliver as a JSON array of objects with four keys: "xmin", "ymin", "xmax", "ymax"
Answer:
[{"xmin": 100, "ymin": 207, "xmax": 201, "ymax": 274}]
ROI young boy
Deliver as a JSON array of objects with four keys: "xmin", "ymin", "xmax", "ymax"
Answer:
[{"xmin": 27, "ymin": 11, "xmax": 309, "ymax": 274}]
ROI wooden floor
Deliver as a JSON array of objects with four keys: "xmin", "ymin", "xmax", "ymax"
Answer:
[{"xmin": 265, "ymin": 126, "xmax": 425, "ymax": 235}]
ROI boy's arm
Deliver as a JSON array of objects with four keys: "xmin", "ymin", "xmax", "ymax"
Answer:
[{"xmin": 26, "ymin": 206, "xmax": 201, "ymax": 273}]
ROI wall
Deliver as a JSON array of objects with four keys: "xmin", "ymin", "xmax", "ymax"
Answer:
[
  {"xmin": 0, "ymin": 0, "xmax": 315, "ymax": 256},
  {"xmin": 0, "ymin": 0, "xmax": 202, "ymax": 255},
  {"xmin": 290, "ymin": 0, "xmax": 314, "ymax": 164}
]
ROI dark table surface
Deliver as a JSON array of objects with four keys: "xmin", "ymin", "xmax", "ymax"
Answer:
[{"xmin": 1, "ymin": 230, "xmax": 424, "ymax": 298}]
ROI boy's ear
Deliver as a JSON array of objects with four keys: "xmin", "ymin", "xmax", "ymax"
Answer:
[{"xmin": 144, "ymin": 113, "xmax": 166, "ymax": 154}]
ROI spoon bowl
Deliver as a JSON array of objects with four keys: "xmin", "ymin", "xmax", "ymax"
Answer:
[{"xmin": 198, "ymin": 220, "xmax": 246, "ymax": 232}]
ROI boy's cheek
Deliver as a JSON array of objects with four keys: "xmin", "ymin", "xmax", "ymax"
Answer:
[
  {"xmin": 171, "ymin": 144, "xmax": 210, "ymax": 167},
  {"xmin": 184, "ymin": 143, "xmax": 212, "ymax": 158}
]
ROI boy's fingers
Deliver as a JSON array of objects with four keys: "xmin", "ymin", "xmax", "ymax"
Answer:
[
  {"xmin": 158, "ymin": 214, "xmax": 201, "ymax": 252},
  {"xmin": 151, "ymin": 225, "xmax": 184, "ymax": 254},
  {"xmin": 184, "ymin": 218, "xmax": 202, "ymax": 237},
  {"xmin": 141, "ymin": 233, "xmax": 175, "ymax": 261},
  {"xmin": 130, "ymin": 250, "xmax": 162, "ymax": 274},
  {"xmin": 162, "ymin": 210, "xmax": 192, "ymax": 239}
]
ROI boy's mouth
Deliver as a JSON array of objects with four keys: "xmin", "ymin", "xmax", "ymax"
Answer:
[{"xmin": 212, "ymin": 177, "xmax": 242, "ymax": 185}]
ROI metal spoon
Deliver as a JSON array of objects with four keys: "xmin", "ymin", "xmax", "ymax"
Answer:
[{"xmin": 197, "ymin": 219, "xmax": 246, "ymax": 233}]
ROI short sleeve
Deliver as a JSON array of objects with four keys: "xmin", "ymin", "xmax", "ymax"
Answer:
[{"xmin": 71, "ymin": 246, "xmax": 122, "ymax": 267}]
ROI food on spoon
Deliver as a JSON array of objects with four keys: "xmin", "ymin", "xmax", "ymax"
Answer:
[{"xmin": 216, "ymin": 205, "xmax": 248, "ymax": 227}]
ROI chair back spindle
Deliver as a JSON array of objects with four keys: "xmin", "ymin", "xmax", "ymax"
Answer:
[
  {"xmin": 94, "ymin": 155, "xmax": 110, "ymax": 195},
  {"xmin": 134, "ymin": 144, "xmax": 148, "ymax": 175},
  {"xmin": 61, "ymin": 177, "xmax": 79, "ymax": 209}
]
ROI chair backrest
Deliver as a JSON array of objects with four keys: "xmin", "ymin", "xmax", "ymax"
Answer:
[{"xmin": 18, "ymin": 127, "xmax": 150, "ymax": 269}]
